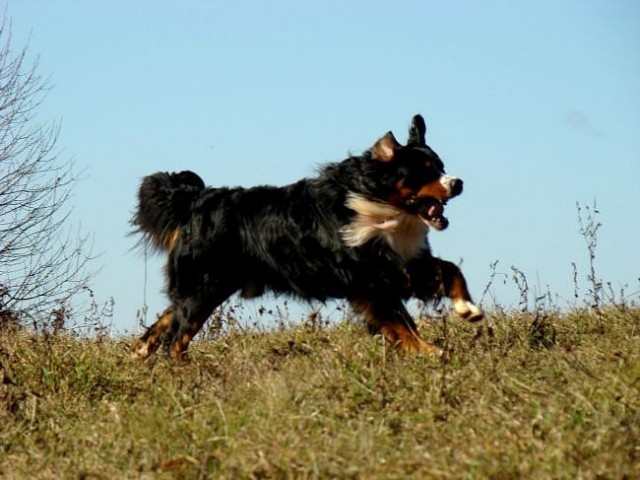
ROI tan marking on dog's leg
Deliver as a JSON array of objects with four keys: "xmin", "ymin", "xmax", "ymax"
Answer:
[
  {"xmin": 350, "ymin": 299, "xmax": 442, "ymax": 356},
  {"xmin": 380, "ymin": 323, "xmax": 442, "ymax": 355},
  {"xmin": 406, "ymin": 256, "xmax": 483, "ymax": 323},
  {"xmin": 437, "ymin": 260, "xmax": 484, "ymax": 322},
  {"xmin": 131, "ymin": 309, "xmax": 173, "ymax": 359},
  {"xmin": 167, "ymin": 301, "xmax": 221, "ymax": 361},
  {"xmin": 169, "ymin": 330, "xmax": 193, "ymax": 362}
]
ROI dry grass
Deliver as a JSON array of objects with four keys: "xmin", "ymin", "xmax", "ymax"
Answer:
[{"xmin": 1, "ymin": 306, "xmax": 639, "ymax": 479}]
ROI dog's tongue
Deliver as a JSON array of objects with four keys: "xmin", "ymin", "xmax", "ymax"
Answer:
[
  {"xmin": 427, "ymin": 202, "xmax": 444, "ymax": 218},
  {"xmin": 419, "ymin": 198, "xmax": 449, "ymax": 231},
  {"xmin": 405, "ymin": 196, "xmax": 449, "ymax": 230}
]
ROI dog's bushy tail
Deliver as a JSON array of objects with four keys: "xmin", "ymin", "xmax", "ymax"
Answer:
[{"xmin": 133, "ymin": 170, "xmax": 205, "ymax": 252}]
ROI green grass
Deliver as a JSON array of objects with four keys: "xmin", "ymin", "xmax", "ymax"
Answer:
[{"xmin": 1, "ymin": 306, "xmax": 639, "ymax": 479}]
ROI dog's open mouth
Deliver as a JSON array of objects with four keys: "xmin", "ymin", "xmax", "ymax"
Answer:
[
  {"xmin": 406, "ymin": 196, "xmax": 449, "ymax": 230},
  {"xmin": 420, "ymin": 197, "xmax": 449, "ymax": 230}
]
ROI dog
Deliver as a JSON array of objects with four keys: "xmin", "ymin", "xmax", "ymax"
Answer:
[{"xmin": 131, "ymin": 114, "xmax": 482, "ymax": 360}]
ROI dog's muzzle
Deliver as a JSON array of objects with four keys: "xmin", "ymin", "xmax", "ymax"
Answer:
[{"xmin": 442, "ymin": 176, "xmax": 463, "ymax": 198}]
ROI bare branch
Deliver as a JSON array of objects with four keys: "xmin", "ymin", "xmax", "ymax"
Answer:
[{"xmin": 0, "ymin": 19, "xmax": 93, "ymax": 324}]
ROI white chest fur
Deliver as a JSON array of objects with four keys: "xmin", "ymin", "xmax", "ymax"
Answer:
[{"xmin": 340, "ymin": 193, "xmax": 428, "ymax": 262}]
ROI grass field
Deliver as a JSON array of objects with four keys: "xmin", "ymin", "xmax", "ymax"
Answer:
[{"xmin": 1, "ymin": 305, "xmax": 639, "ymax": 479}]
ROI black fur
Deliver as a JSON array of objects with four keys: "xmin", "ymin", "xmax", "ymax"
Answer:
[
  {"xmin": 134, "ymin": 171, "xmax": 205, "ymax": 251},
  {"xmin": 132, "ymin": 114, "xmax": 481, "ymax": 358}
]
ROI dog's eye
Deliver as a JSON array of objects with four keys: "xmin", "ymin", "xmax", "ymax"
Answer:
[
  {"xmin": 403, "ymin": 167, "xmax": 439, "ymax": 189},
  {"xmin": 423, "ymin": 160, "xmax": 442, "ymax": 175}
]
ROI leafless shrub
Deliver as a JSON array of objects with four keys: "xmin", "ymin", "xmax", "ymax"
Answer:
[
  {"xmin": 576, "ymin": 200, "xmax": 602, "ymax": 310},
  {"xmin": 511, "ymin": 265, "xmax": 530, "ymax": 312},
  {"xmin": 0, "ymin": 20, "xmax": 92, "ymax": 325}
]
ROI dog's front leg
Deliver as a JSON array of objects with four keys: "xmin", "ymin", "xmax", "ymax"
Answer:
[
  {"xmin": 350, "ymin": 298, "xmax": 441, "ymax": 355},
  {"xmin": 406, "ymin": 254, "xmax": 483, "ymax": 322}
]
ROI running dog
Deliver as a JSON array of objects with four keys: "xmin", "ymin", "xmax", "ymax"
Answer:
[{"xmin": 131, "ymin": 114, "xmax": 482, "ymax": 359}]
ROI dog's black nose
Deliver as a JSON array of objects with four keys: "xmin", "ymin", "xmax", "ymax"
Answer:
[{"xmin": 450, "ymin": 178, "xmax": 463, "ymax": 197}]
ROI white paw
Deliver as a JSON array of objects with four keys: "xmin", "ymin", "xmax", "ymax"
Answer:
[
  {"xmin": 454, "ymin": 299, "xmax": 484, "ymax": 322},
  {"xmin": 131, "ymin": 342, "xmax": 150, "ymax": 359}
]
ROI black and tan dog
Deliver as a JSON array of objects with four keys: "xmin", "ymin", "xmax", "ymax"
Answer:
[{"xmin": 131, "ymin": 115, "xmax": 482, "ymax": 360}]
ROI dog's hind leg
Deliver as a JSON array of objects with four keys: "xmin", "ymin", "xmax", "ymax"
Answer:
[
  {"xmin": 131, "ymin": 292, "xmax": 233, "ymax": 361},
  {"xmin": 132, "ymin": 242, "xmax": 240, "ymax": 360},
  {"xmin": 131, "ymin": 308, "xmax": 174, "ymax": 359},
  {"xmin": 350, "ymin": 298, "xmax": 441, "ymax": 355},
  {"xmin": 166, "ymin": 293, "xmax": 230, "ymax": 361},
  {"xmin": 406, "ymin": 255, "xmax": 483, "ymax": 322}
]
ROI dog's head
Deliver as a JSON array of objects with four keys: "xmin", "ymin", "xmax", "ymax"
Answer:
[{"xmin": 369, "ymin": 114, "xmax": 462, "ymax": 230}]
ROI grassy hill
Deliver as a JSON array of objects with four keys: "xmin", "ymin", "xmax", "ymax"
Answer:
[{"xmin": 1, "ymin": 306, "xmax": 638, "ymax": 478}]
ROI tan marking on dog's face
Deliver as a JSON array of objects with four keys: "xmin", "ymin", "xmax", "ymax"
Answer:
[
  {"xmin": 414, "ymin": 180, "xmax": 451, "ymax": 201},
  {"xmin": 387, "ymin": 179, "xmax": 415, "ymax": 206}
]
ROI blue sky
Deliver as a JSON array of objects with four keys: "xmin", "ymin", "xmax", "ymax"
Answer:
[{"xmin": 7, "ymin": 1, "xmax": 640, "ymax": 332}]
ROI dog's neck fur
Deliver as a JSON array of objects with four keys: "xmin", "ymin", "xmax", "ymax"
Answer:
[{"xmin": 340, "ymin": 193, "xmax": 428, "ymax": 262}]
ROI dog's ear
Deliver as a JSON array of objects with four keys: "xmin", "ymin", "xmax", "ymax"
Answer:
[
  {"xmin": 371, "ymin": 131, "xmax": 400, "ymax": 162},
  {"xmin": 407, "ymin": 114, "xmax": 426, "ymax": 146}
]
